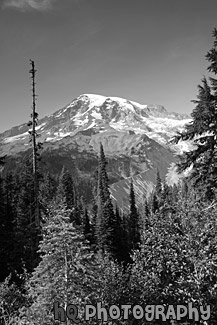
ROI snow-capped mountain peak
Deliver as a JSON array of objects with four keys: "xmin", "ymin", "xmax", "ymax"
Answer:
[
  {"xmin": 0, "ymin": 93, "xmax": 191, "ymax": 155},
  {"xmin": 0, "ymin": 93, "xmax": 193, "ymax": 208}
]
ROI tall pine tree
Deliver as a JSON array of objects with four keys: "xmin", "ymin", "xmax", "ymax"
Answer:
[
  {"xmin": 13, "ymin": 160, "xmax": 41, "ymax": 274},
  {"xmin": 173, "ymin": 30, "xmax": 217, "ymax": 199},
  {"xmin": 155, "ymin": 169, "xmax": 162, "ymax": 198},
  {"xmin": 57, "ymin": 166, "xmax": 75, "ymax": 209},
  {"xmin": 128, "ymin": 179, "xmax": 141, "ymax": 251},
  {"xmin": 0, "ymin": 173, "xmax": 17, "ymax": 281},
  {"xmin": 96, "ymin": 144, "xmax": 118, "ymax": 258},
  {"xmin": 24, "ymin": 203, "xmax": 98, "ymax": 325},
  {"xmin": 56, "ymin": 166, "xmax": 81, "ymax": 225}
]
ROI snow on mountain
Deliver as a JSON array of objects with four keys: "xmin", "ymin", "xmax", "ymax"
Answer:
[
  {"xmin": 0, "ymin": 93, "xmax": 191, "ymax": 154},
  {"xmin": 0, "ymin": 93, "xmax": 193, "ymax": 209}
]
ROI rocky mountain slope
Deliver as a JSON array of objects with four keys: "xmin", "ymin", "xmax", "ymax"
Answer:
[{"xmin": 0, "ymin": 94, "xmax": 191, "ymax": 209}]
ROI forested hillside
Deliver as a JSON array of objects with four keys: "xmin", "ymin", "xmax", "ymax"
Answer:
[{"xmin": 1, "ymin": 29, "xmax": 217, "ymax": 325}]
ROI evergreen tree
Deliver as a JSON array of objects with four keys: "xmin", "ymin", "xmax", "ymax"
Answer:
[
  {"xmin": 39, "ymin": 171, "xmax": 56, "ymax": 205},
  {"xmin": 83, "ymin": 207, "xmax": 91, "ymax": 240},
  {"xmin": 24, "ymin": 203, "xmax": 98, "ymax": 325},
  {"xmin": 144, "ymin": 199, "xmax": 150, "ymax": 217},
  {"xmin": 93, "ymin": 254, "xmax": 131, "ymax": 320},
  {"xmin": 113, "ymin": 205, "xmax": 130, "ymax": 264},
  {"xmin": 160, "ymin": 182, "xmax": 172, "ymax": 207},
  {"xmin": 90, "ymin": 200, "xmax": 98, "ymax": 248},
  {"xmin": 173, "ymin": 30, "xmax": 217, "ymax": 199},
  {"xmin": 96, "ymin": 144, "xmax": 117, "ymax": 257},
  {"xmin": 0, "ymin": 173, "xmax": 16, "ymax": 281},
  {"xmin": 56, "ymin": 166, "xmax": 81, "ymax": 225},
  {"xmin": 72, "ymin": 193, "xmax": 82, "ymax": 226},
  {"xmin": 57, "ymin": 166, "xmax": 75, "ymax": 210},
  {"xmin": 0, "ymin": 275, "xmax": 28, "ymax": 325},
  {"xmin": 0, "ymin": 174, "xmax": 7, "ymax": 281},
  {"xmin": 130, "ymin": 189, "xmax": 217, "ymax": 324},
  {"xmin": 13, "ymin": 161, "xmax": 40, "ymax": 274},
  {"xmin": 128, "ymin": 179, "xmax": 141, "ymax": 251},
  {"xmin": 151, "ymin": 192, "xmax": 158, "ymax": 214},
  {"xmin": 79, "ymin": 196, "xmax": 90, "ymax": 238},
  {"xmin": 206, "ymin": 28, "xmax": 217, "ymax": 95},
  {"xmin": 143, "ymin": 199, "xmax": 150, "ymax": 233},
  {"xmin": 155, "ymin": 169, "xmax": 162, "ymax": 197}
]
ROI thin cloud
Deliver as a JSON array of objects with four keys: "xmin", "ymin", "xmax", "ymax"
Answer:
[{"xmin": 2, "ymin": 0, "xmax": 56, "ymax": 11}]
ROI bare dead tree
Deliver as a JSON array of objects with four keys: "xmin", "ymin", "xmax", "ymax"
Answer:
[{"xmin": 28, "ymin": 59, "xmax": 40, "ymax": 227}]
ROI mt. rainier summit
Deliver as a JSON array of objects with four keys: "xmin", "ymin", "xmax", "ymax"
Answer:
[
  {"xmin": 0, "ymin": 93, "xmax": 192, "ymax": 208},
  {"xmin": 1, "ymin": 93, "xmax": 191, "ymax": 152}
]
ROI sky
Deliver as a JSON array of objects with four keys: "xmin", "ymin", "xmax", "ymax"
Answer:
[{"xmin": 0, "ymin": 0, "xmax": 217, "ymax": 132}]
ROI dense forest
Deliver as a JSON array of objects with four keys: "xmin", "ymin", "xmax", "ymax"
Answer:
[{"xmin": 1, "ymin": 29, "xmax": 217, "ymax": 325}]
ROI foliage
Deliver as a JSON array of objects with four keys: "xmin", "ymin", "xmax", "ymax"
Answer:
[
  {"xmin": 95, "ymin": 144, "xmax": 119, "ymax": 258},
  {"xmin": 130, "ymin": 185, "xmax": 217, "ymax": 324},
  {"xmin": 128, "ymin": 179, "xmax": 141, "ymax": 252},
  {"xmin": 0, "ymin": 275, "xmax": 28, "ymax": 325},
  {"xmin": 18, "ymin": 203, "xmax": 99, "ymax": 325},
  {"xmin": 173, "ymin": 29, "xmax": 217, "ymax": 199}
]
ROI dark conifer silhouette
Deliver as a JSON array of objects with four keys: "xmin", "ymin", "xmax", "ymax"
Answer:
[
  {"xmin": 0, "ymin": 155, "xmax": 6, "ymax": 166},
  {"xmin": 56, "ymin": 166, "xmax": 82, "ymax": 225},
  {"xmin": 57, "ymin": 166, "xmax": 75, "ymax": 209},
  {"xmin": 151, "ymin": 192, "xmax": 159, "ymax": 214},
  {"xmin": 173, "ymin": 30, "xmax": 217, "ymax": 199},
  {"xmin": 96, "ymin": 144, "xmax": 118, "ymax": 258},
  {"xmin": 128, "ymin": 179, "xmax": 141, "ymax": 251},
  {"xmin": 155, "ymin": 169, "xmax": 162, "ymax": 197}
]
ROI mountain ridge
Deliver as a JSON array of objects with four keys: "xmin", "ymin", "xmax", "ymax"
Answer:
[
  {"xmin": 0, "ymin": 93, "xmax": 191, "ymax": 209},
  {"xmin": 0, "ymin": 94, "xmax": 191, "ymax": 149}
]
